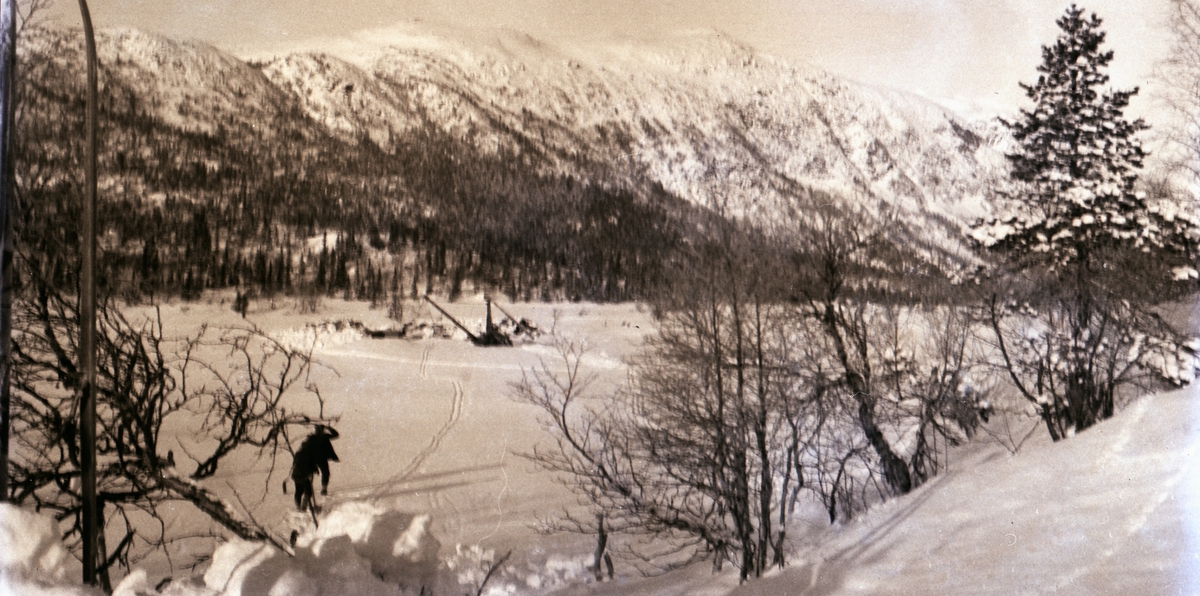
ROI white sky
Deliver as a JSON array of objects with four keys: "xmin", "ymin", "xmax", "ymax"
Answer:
[{"xmin": 47, "ymin": 0, "xmax": 1175, "ymax": 120}]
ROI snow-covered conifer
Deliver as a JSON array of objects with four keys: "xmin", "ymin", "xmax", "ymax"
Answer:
[
  {"xmin": 974, "ymin": 5, "xmax": 1200, "ymax": 285},
  {"xmin": 974, "ymin": 5, "xmax": 1200, "ymax": 441}
]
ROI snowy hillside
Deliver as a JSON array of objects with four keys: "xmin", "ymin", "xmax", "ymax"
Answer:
[
  {"xmin": 263, "ymin": 25, "xmax": 1006, "ymax": 243},
  {"xmin": 26, "ymin": 24, "xmax": 1006, "ymax": 264},
  {"xmin": 547, "ymin": 385, "xmax": 1200, "ymax": 596},
  {"xmin": 752, "ymin": 387, "xmax": 1200, "ymax": 595}
]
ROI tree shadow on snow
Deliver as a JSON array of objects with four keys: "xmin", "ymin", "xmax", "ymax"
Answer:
[
  {"xmin": 330, "ymin": 462, "xmax": 506, "ymax": 502},
  {"xmin": 739, "ymin": 471, "xmax": 954, "ymax": 596}
]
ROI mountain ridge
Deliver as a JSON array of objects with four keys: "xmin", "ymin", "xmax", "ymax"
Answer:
[
  {"xmin": 16, "ymin": 23, "xmax": 1010, "ymax": 301},
  {"xmin": 33, "ymin": 24, "xmax": 1005, "ymax": 222},
  {"xmin": 282, "ymin": 24, "xmax": 1005, "ymax": 230}
]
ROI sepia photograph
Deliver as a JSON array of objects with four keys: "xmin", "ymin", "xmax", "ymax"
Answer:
[{"xmin": 1, "ymin": 0, "xmax": 1198, "ymax": 594}]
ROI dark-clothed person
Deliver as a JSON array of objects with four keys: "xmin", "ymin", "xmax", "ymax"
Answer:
[{"xmin": 290, "ymin": 425, "xmax": 339, "ymax": 511}]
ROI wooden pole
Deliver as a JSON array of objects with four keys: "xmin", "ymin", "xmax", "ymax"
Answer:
[
  {"xmin": 0, "ymin": 0, "xmax": 16, "ymax": 503},
  {"xmin": 423, "ymin": 295, "xmax": 479, "ymax": 342},
  {"xmin": 76, "ymin": 0, "xmax": 99, "ymax": 584},
  {"xmin": 485, "ymin": 297, "xmax": 493, "ymax": 335}
]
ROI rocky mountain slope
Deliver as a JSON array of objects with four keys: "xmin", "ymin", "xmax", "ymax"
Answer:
[
  {"xmin": 259, "ymin": 25, "xmax": 1007, "ymax": 249},
  {"xmin": 17, "ymin": 24, "xmax": 1009, "ymax": 300}
]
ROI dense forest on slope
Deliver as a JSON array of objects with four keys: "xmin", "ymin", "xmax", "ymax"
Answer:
[
  {"xmin": 16, "ymin": 32, "xmax": 710, "ymax": 306},
  {"xmin": 14, "ymin": 26, "xmax": 983, "ymax": 307}
]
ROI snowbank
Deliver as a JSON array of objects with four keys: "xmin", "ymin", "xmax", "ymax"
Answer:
[
  {"xmin": 0, "ymin": 503, "xmax": 98, "ymax": 596},
  {"xmin": 271, "ymin": 320, "xmax": 365, "ymax": 352},
  {"xmin": 200, "ymin": 536, "xmax": 407, "ymax": 596},
  {"xmin": 111, "ymin": 502, "xmax": 440, "ymax": 596},
  {"xmin": 723, "ymin": 387, "xmax": 1200, "ymax": 596},
  {"xmin": 291, "ymin": 502, "xmax": 440, "ymax": 590}
]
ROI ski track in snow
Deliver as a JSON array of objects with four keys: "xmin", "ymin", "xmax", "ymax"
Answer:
[
  {"xmin": 419, "ymin": 346, "xmax": 431, "ymax": 380},
  {"xmin": 365, "ymin": 379, "xmax": 465, "ymax": 501},
  {"xmin": 1097, "ymin": 395, "xmax": 1150, "ymax": 468},
  {"xmin": 480, "ymin": 439, "xmax": 510, "ymax": 542},
  {"xmin": 1050, "ymin": 396, "xmax": 1200, "ymax": 594},
  {"xmin": 320, "ymin": 345, "xmax": 526, "ymax": 372}
]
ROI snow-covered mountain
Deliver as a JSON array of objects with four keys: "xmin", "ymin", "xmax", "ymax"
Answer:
[
  {"xmin": 25, "ymin": 24, "xmax": 1009, "ymax": 276},
  {"xmin": 257, "ymin": 25, "xmax": 1008, "ymax": 242},
  {"xmin": 84, "ymin": 29, "xmax": 302, "ymax": 141}
]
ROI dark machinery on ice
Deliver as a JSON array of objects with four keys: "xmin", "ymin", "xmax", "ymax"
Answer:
[{"xmin": 423, "ymin": 295, "xmax": 513, "ymax": 346}]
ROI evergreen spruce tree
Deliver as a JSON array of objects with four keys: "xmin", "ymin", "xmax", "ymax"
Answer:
[
  {"xmin": 973, "ymin": 5, "xmax": 1200, "ymax": 440},
  {"xmin": 975, "ymin": 4, "xmax": 1200, "ymax": 289}
]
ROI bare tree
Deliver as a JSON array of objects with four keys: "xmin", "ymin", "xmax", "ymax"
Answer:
[
  {"xmin": 875, "ymin": 305, "xmax": 985, "ymax": 484},
  {"xmin": 1160, "ymin": 0, "xmax": 1200, "ymax": 187},
  {"xmin": 983, "ymin": 292, "xmax": 1193, "ymax": 441},
  {"xmin": 787, "ymin": 196, "xmax": 991, "ymax": 506},
  {"xmin": 515, "ymin": 205, "xmax": 989, "ymax": 584},
  {"xmin": 790, "ymin": 203, "xmax": 914, "ymax": 495},
  {"xmin": 7, "ymin": 260, "xmax": 333, "ymax": 587},
  {"xmin": 513, "ymin": 231, "xmax": 805, "ymax": 581},
  {"xmin": 16, "ymin": 0, "xmax": 52, "ymax": 38},
  {"xmin": 509, "ymin": 331, "xmax": 644, "ymax": 567}
]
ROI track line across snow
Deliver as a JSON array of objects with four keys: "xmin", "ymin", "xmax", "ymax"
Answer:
[
  {"xmin": 419, "ymin": 346, "xmax": 431, "ymax": 380},
  {"xmin": 319, "ymin": 346, "xmax": 526, "ymax": 372},
  {"xmin": 366, "ymin": 380, "xmax": 465, "ymax": 500}
]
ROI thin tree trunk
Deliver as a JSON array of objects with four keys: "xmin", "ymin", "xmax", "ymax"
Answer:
[
  {"xmin": 775, "ymin": 442, "xmax": 792, "ymax": 569},
  {"xmin": 821, "ymin": 302, "xmax": 911, "ymax": 494},
  {"xmin": 77, "ymin": 0, "xmax": 101, "ymax": 583},
  {"xmin": 709, "ymin": 292, "xmax": 733, "ymax": 574},
  {"xmin": 729, "ymin": 295, "xmax": 755, "ymax": 581},
  {"xmin": 753, "ymin": 300, "xmax": 772, "ymax": 574},
  {"xmin": 0, "ymin": 0, "xmax": 15, "ymax": 502},
  {"xmin": 95, "ymin": 500, "xmax": 112, "ymax": 593},
  {"xmin": 592, "ymin": 514, "xmax": 608, "ymax": 582}
]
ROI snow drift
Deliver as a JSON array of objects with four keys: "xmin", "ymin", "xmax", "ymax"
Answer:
[
  {"xmin": 0, "ymin": 503, "xmax": 98, "ymax": 596},
  {"xmin": 107, "ymin": 502, "xmax": 440, "ymax": 596}
]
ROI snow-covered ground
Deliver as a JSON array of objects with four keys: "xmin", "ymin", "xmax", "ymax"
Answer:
[
  {"xmin": 0, "ymin": 503, "xmax": 98, "ymax": 595},
  {"xmin": 146, "ymin": 294, "xmax": 652, "ymax": 592},
  {"xmin": 552, "ymin": 389, "xmax": 1200, "ymax": 596},
  {"xmin": 752, "ymin": 386, "xmax": 1200, "ymax": 595},
  {"xmin": 4, "ymin": 294, "xmax": 1199, "ymax": 595}
]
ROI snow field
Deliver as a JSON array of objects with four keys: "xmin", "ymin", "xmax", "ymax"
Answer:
[
  {"xmin": 138, "ymin": 296, "xmax": 651, "ymax": 592},
  {"xmin": 9, "ymin": 294, "xmax": 1200, "ymax": 595}
]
